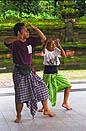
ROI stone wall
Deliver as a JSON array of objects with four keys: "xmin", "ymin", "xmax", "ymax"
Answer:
[
  {"xmin": 0, "ymin": 25, "xmax": 86, "ymax": 71},
  {"xmin": 0, "ymin": 24, "xmax": 86, "ymax": 52}
]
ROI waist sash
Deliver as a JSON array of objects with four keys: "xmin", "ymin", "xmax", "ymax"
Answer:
[
  {"xmin": 15, "ymin": 64, "xmax": 31, "ymax": 75},
  {"xmin": 44, "ymin": 65, "xmax": 58, "ymax": 74}
]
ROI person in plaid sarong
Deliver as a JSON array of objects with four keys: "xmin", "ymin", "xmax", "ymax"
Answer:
[{"xmin": 4, "ymin": 23, "xmax": 56, "ymax": 123}]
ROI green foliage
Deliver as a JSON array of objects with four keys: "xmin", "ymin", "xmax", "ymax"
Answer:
[
  {"xmin": 74, "ymin": 0, "xmax": 86, "ymax": 17},
  {"xmin": 0, "ymin": 0, "xmax": 61, "ymax": 20},
  {"xmin": 61, "ymin": 1, "xmax": 75, "ymax": 6},
  {"xmin": 4, "ymin": 10, "xmax": 20, "ymax": 19},
  {"xmin": 0, "ymin": 0, "xmax": 86, "ymax": 20},
  {"xmin": 62, "ymin": 8, "xmax": 76, "ymax": 14}
]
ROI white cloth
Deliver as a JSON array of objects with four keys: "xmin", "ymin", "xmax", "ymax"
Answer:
[
  {"xmin": 27, "ymin": 45, "xmax": 32, "ymax": 54},
  {"xmin": 43, "ymin": 47, "xmax": 61, "ymax": 66}
]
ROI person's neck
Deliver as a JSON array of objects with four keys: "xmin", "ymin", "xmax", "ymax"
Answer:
[
  {"xmin": 17, "ymin": 37, "xmax": 27, "ymax": 42},
  {"xmin": 48, "ymin": 48, "xmax": 54, "ymax": 52},
  {"xmin": 20, "ymin": 38, "xmax": 26, "ymax": 42}
]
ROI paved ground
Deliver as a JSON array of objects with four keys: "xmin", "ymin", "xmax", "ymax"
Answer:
[
  {"xmin": 0, "ymin": 70, "xmax": 86, "ymax": 87},
  {"xmin": 0, "ymin": 72, "xmax": 86, "ymax": 131}
]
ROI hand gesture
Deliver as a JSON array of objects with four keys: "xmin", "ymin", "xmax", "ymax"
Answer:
[
  {"xmin": 26, "ymin": 24, "xmax": 36, "ymax": 30},
  {"xmin": 56, "ymin": 38, "xmax": 61, "ymax": 47},
  {"xmin": 56, "ymin": 38, "xmax": 60, "ymax": 43}
]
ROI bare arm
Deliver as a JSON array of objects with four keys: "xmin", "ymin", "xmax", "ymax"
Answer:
[
  {"xmin": 56, "ymin": 39, "xmax": 66, "ymax": 57},
  {"xmin": 27, "ymin": 24, "xmax": 47, "ymax": 42},
  {"xmin": 42, "ymin": 40, "xmax": 47, "ymax": 54},
  {"xmin": 4, "ymin": 36, "xmax": 17, "ymax": 44}
]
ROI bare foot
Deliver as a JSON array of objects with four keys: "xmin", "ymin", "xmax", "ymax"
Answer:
[
  {"xmin": 44, "ymin": 110, "xmax": 56, "ymax": 117},
  {"xmin": 62, "ymin": 104, "xmax": 72, "ymax": 110},
  {"xmin": 14, "ymin": 118, "xmax": 22, "ymax": 123},
  {"xmin": 38, "ymin": 107, "xmax": 44, "ymax": 112}
]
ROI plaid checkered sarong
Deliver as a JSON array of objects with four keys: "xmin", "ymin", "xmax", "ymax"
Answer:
[{"xmin": 13, "ymin": 66, "xmax": 49, "ymax": 118}]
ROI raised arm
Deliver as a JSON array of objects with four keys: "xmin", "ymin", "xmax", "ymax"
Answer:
[
  {"xmin": 27, "ymin": 24, "xmax": 47, "ymax": 42},
  {"xmin": 56, "ymin": 39, "xmax": 66, "ymax": 57},
  {"xmin": 42, "ymin": 40, "xmax": 47, "ymax": 54},
  {"xmin": 4, "ymin": 36, "xmax": 17, "ymax": 44}
]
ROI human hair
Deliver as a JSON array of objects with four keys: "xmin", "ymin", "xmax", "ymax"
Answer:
[
  {"xmin": 46, "ymin": 37, "xmax": 54, "ymax": 49},
  {"xmin": 13, "ymin": 23, "xmax": 25, "ymax": 36}
]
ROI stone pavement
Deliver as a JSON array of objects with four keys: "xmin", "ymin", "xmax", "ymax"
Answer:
[
  {"xmin": 0, "ymin": 73, "xmax": 13, "ymax": 87},
  {"xmin": 0, "ymin": 72, "xmax": 86, "ymax": 131}
]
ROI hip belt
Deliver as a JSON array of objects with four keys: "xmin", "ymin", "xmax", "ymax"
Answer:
[{"xmin": 15, "ymin": 64, "xmax": 31, "ymax": 75}]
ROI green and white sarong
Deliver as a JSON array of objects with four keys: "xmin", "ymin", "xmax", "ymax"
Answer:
[{"xmin": 43, "ymin": 73, "xmax": 71, "ymax": 106}]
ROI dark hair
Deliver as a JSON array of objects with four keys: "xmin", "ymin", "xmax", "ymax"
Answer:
[{"xmin": 13, "ymin": 23, "xmax": 25, "ymax": 36}]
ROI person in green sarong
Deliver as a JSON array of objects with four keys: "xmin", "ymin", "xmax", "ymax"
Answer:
[{"xmin": 39, "ymin": 37, "xmax": 72, "ymax": 111}]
